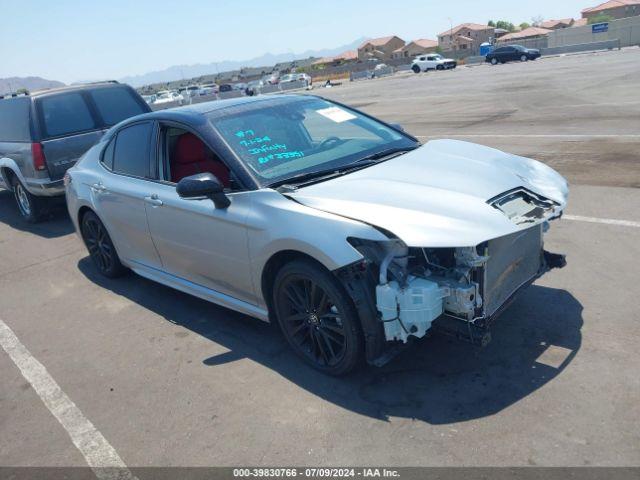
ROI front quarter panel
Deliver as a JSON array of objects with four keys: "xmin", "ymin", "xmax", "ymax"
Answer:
[{"xmin": 246, "ymin": 189, "xmax": 390, "ymax": 309}]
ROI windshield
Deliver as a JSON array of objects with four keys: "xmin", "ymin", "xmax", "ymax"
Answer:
[{"xmin": 209, "ymin": 97, "xmax": 418, "ymax": 187}]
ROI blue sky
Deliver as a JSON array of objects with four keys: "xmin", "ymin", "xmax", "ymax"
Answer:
[{"xmin": 1, "ymin": 0, "xmax": 591, "ymax": 82}]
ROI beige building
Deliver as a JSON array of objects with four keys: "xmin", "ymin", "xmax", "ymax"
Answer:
[
  {"xmin": 437, "ymin": 23, "xmax": 494, "ymax": 53},
  {"xmin": 357, "ymin": 36, "xmax": 406, "ymax": 61},
  {"xmin": 391, "ymin": 39, "xmax": 438, "ymax": 59},
  {"xmin": 496, "ymin": 26, "xmax": 553, "ymax": 44},
  {"xmin": 581, "ymin": 0, "xmax": 640, "ymax": 20},
  {"xmin": 539, "ymin": 18, "xmax": 575, "ymax": 29}
]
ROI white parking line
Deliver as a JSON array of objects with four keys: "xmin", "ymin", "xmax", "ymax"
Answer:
[
  {"xmin": 416, "ymin": 134, "xmax": 640, "ymax": 139},
  {"xmin": 0, "ymin": 318, "xmax": 137, "ymax": 480},
  {"xmin": 563, "ymin": 214, "xmax": 640, "ymax": 228}
]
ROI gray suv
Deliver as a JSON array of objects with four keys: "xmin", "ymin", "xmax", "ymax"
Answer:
[{"xmin": 0, "ymin": 81, "xmax": 150, "ymax": 222}]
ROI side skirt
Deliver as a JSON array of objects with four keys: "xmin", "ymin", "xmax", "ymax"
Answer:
[{"xmin": 128, "ymin": 260, "xmax": 270, "ymax": 322}]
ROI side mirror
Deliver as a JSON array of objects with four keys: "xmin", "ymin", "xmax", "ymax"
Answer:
[
  {"xmin": 390, "ymin": 123, "xmax": 405, "ymax": 132},
  {"xmin": 176, "ymin": 172, "xmax": 230, "ymax": 209}
]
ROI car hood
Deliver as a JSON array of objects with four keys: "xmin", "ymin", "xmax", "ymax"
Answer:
[{"xmin": 287, "ymin": 140, "xmax": 568, "ymax": 247}]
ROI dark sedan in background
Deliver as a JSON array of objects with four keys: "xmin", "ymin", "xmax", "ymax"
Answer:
[{"xmin": 486, "ymin": 45, "xmax": 541, "ymax": 65}]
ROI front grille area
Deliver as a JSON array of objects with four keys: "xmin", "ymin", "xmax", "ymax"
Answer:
[{"xmin": 483, "ymin": 225, "xmax": 543, "ymax": 316}]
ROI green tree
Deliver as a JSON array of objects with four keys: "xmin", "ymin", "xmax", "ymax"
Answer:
[
  {"xmin": 519, "ymin": 22, "xmax": 531, "ymax": 30},
  {"xmin": 488, "ymin": 20, "xmax": 496, "ymax": 27},
  {"xmin": 588, "ymin": 14, "xmax": 614, "ymax": 24},
  {"xmin": 495, "ymin": 20, "xmax": 516, "ymax": 32}
]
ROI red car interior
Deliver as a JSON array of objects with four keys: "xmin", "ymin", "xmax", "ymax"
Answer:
[{"xmin": 171, "ymin": 132, "xmax": 230, "ymax": 186}]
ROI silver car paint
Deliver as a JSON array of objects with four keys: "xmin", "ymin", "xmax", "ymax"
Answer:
[
  {"xmin": 288, "ymin": 139, "xmax": 568, "ymax": 247},
  {"xmin": 66, "ymin": 142, "xmax": 389, "ymax": 318}
]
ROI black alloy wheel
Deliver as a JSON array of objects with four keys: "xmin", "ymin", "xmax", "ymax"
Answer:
[
  {"xmin": 273, "ymin": 260, "xmax": 363, "ymax": 375},
  {"xmin": 81, "ymin": 211, "xmax": 126, "ymax": 278}
]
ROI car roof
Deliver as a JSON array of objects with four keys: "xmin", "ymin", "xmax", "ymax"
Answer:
[
  {"xmin": 28, "ymin": 81, "xmax": 126, "ymax": 97},
  {"xmin": 124, "ymin": 94, "xmax": 310, "ymax": 125}
]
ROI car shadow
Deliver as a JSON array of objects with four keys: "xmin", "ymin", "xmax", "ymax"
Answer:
[
  {"xmin": 0, "ymin": 190, "xmax": 74, "ymax": 238},
  {"xmin": 78, "ymin": 257, "xmax": 582, "ymax": 425}
]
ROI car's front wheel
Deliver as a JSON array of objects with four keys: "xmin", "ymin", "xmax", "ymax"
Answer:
[
  {"xmin": 436, "ymin": 64, "xmax": 444, "ymax": 70},
  {"xmin": 411, "ymin": 64, "xmax": 421, "ymax": 74},
  {"xmin": 273, "ymin": 259, "xmax": 363, "ymax": 375},
  {"xmin": 81, "ymin": 211, "xmax": 127, "ymax": 278},
  {"xmin": 490, "ymin": 57, "xmax": 498, "ymax": 65},
  {"xmin": 520, "ymin": 54, "xmax": 528, "ymax": 62}
]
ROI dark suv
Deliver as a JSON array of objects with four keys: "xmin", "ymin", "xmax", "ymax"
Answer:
[
  {"xmin": 0, "ymin": 81, "xmax": 150, "ymax": 222},
  {"xmin": 486, "ymin": 45, "xmax": 541, "ymax": 65}
]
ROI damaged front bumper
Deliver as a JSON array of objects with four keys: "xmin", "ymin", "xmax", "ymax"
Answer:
[{"xmin": 337, "ymin": 223, "xmax": 567, "ymax": 366}]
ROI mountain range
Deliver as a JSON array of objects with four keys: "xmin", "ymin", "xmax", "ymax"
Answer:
[
  {"xmin": 1, "ymin": 37, "xmax": 367, "ymax": 92},
  {"xmin": 0, "ymin": 76, "xmax": 65, "ymax": 96},
  {"xmin": 118, "ymin": 37, "xmax": 367, "ymax": 87}
]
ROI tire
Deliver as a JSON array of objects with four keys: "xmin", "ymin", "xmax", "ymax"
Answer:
[
  {"xmin": 490, "ymin": 57, "xmax": 498, "ymax": 65},
  {"xmin": 11, "ymin": 176, "xmax": 45, "ymax": 223},
  {"xmin": 80, "ymin": 211, "xmax": 127, "ymax": 278},
  {"xmin": 411, "ymin": 64, "xmax": 421, "ymax": 74},
  {"xmin": 520, "ymin": 54, "xmax": 528, "ymax": 62},
  {"xmin": 436, "ymin": 64, "xmax": 444, "ymax": 70},
  {"xmin": 273, "ymin": 259, "xmax": 363, "ymax": 375}
]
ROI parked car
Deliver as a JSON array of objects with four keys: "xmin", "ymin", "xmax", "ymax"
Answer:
[
  {"xmin": 198, "ymin": 84, "xmax": 218, "ymax": 96},
  {"xmin": 218, "ymin": 84, "xmax": 233, "ymax": 93},
  {"xmin": 411, "ymin": 54, "xmax": 457, "ymax": 73},
  {"xmin": 264, "ymin": 72, "xmax": 280, "ymax": 85},
  {"xmin": 0, "ymin": 81, "xmax": 150, "ymax": 222},
  {"xmin": 65, "ymin": 94, "xmax": 568, "ymax": 375},
  {"xmin": 279, "ymin": 74, "xmax": 296, "ymax": 84},
  {"xmin": 154, "ymin": 90, "xmax": 184, "ymax": 105},
  {"xmin": 486, "ymin": 45, "xmax": 541, "ymax": 65}
]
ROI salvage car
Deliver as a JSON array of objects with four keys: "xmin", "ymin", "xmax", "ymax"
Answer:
[{"xmin": 65, "ymin": 95, "xmax": 568, "ymax": 375}]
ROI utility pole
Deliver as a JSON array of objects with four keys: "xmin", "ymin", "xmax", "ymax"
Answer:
[{"xmin": 448, "ymin": 17, "xmax": 453, "ymax": 51}]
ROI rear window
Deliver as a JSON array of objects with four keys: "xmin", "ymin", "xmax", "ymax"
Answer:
[
  {"xmin": 0, "ymin": 97, "xmax": 31, "ymax": 142},
  {"xmin": 112, "ymin": 122, "xmax": 153, "ymax": 178},
  {"xmin": 38, "ymin": 92, "xmax": 95, "ymax": 138},
  {"xmin": 89, "ymin": 87, "xmax": 146, "ymax": 126}
]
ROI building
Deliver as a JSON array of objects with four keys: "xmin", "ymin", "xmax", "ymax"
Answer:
[
  {"xmin": 312, "ymin": 50, "xmax": 357, "ymax": 67},
  {"xmin": 357, "ymin": 36, "xmax": 406, "ymax": 61},
  {"xmin": 437, "ymin": 23, "xmax": 495, "ymax": 54},
  {"xmin": 539, "ymin": 18, "xmax": 575, "ymax": 29},
  {"xmin": 581, "ymin": 0, "xmax": 640, "ymax": 20},
  {"xmin": 572, "ymin": 18, "xmax": 589, "ymax": 26},
  {"xmin": 496, "ymin": 26, "xmax": 553, "ymax": 43},
  {"xmin": 391, "ymin": 39, "xmax": 438, "ymax": 59}
]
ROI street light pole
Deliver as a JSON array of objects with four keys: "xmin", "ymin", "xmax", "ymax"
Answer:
[{"xmin": 448, "ymin": 17, "xmax": 453, "ymax": 51}]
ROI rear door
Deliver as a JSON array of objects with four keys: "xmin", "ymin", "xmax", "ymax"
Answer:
[{"xmin": 93, "ymin": 121, "xmax": 162, "ymax": 269}]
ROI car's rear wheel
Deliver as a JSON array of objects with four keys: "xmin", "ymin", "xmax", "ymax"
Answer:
[
  {"xmin": 273, "ymin": 259, "xmax": 363, "ymax": 375},
  {"xmin": 436, "ymin": 64, "xmax": 444, "ymax": 70},
  {"xmin": 520, "ymin": 54, "xmax": 528, "ymax": 62},
  {"xmin": 490, "ymin": 57, "xmax": 498, "ymax": 65},
  {"xmin": 12, "ymin": 176, "xmax": 44, "ymax": 223},
  {"xmin": 81, "ymin": 211, "xmax": 127, "ymax": 278},
  {"xmin": 411, "ymin": 64, "xmax": 421, "ymax": 74}
]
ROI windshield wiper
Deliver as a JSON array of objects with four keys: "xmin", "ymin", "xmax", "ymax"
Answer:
[{"xmin": 352, "ymin": 146, "xmax": 417, "ymax": 164}]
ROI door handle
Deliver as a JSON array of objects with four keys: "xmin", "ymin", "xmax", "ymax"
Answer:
[
  {"xmin": 91, "ymin": 182, "xmax": 107, "ymax": 193},
  {"xmin": 144, "ymin": 194, "xmax": 163, "ymax": 207}
]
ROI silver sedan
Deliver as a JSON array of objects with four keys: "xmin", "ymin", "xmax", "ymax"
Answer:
[{"xmin": 65, "ymin": 95, "xmax": 568, "ymax": 375}]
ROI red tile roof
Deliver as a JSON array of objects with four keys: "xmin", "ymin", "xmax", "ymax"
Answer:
[
  {"xmin": 539, "ymin": 18, "xmax": 574, "ymax": 28},
  {"xmin": 438, "ymin": 23, "xmax": 492, "ymax": 37},
  {"xmin": 359, "ymin": 36, "xmax": 403, "ymax": 49},
  {"xmin": 582, "ymin": 0, "xmax": 640, "ymax": 14},
  {"xmin": 498, "ymin": 26, "xmax": 553, "ymax": 41},
  {"xmin": 412, "ymin": 38, "xmax": 438, "ymax": 48},
  {"xmin": 573, "ymin": 18, "xmax": 589, "ymax": 26}
]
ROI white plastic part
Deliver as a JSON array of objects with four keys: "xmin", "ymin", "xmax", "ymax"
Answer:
[{"xmin": 376, "ymin": 277, "xmax": 449, "ymax": 343}]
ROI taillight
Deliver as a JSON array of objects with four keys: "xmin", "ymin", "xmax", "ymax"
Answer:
[{"xmin": 31, "ymin": 143, "xmax": 47, "ymax": 171}]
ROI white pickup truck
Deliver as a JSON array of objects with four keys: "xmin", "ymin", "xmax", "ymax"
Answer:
[{"xmin": 411, "ymin": 54, "xmax": 457, "ymax": 73}]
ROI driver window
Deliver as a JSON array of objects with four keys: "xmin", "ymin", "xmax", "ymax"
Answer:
[{"xmin": 160, "ymin": 126, "xmax": 234, "ymax": 190}]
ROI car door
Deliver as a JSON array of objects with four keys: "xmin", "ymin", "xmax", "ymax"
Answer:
[
  {"xmin": 142, "ymin": 128, "xmax": 256, "ymax": 305},
  {"xmin": 93, "ymin": 121, "xmax": 162, "ymax": 269}
]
